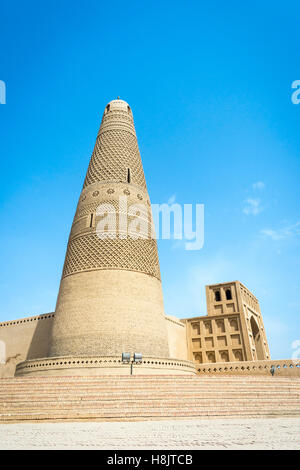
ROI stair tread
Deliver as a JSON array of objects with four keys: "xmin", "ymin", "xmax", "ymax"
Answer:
[{"xmin": 1, "ymin": 375, "xmax": 300, "ymax": 422}]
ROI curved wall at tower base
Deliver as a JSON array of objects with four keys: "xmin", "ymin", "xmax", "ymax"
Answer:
[{"xmin": 15, "ymin": 356, "xmax": 196, "ymax": 377}]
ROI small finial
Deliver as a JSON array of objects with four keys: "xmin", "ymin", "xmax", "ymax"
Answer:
[{"xmin": 117, "ymin": 96, "xmax": 120, "ymax": 100}]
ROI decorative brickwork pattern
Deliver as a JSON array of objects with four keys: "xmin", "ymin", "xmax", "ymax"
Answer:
[
  {"xmin": 197, "ymin": 359, "xmax": 300, "ymax": 376},
  {"xmin": 0, "ymin": 313, "xmax": 54, "ymax": 328},
  {"xmin": 83, "ymin": 107, "xmax": 147, "ymax": 190},
  {"xmin": 62, "ymin": 234, "xmax": 160, "ymax": 279},
  {"xmin": 15, "ymin": 356, "xmax": 195, "ymax": 376}
]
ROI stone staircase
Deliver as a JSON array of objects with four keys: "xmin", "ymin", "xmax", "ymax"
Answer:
[{"xmin": 1, "ymin": 375, "xmax": 300, "ymax": 422}]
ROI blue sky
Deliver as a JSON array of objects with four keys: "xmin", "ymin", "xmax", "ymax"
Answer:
[{"xmin": 0, "ymin": 1, "xmax": 299, "ymax": 359}]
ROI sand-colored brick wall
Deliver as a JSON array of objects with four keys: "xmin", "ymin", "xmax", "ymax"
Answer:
[
  {"xmin": 0, "ymin": 310, "xmax": 190, "ymax": 377},
  {"xmin": 165, "ymin": 315, "xmax": 188, "ymax": 360},
  {"xmin": 50, "ymin": 269, "xmax": 170, "ymax": 358},
  {"xmin": 185, "ymin": 313, "xmax": 248, "ymax": 364},
  {"xmin": 0, "ymin": 314, "xmax": 54, "ymax": 378},
  {"xmin": 196, "ymin": 359, "xmax": 300, "ymax": 377},
  {"xmin": 184, "ymin": 280, "xmax": 271, "ymax": 366}
]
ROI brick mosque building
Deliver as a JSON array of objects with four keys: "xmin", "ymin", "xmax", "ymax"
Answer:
[{"xmin": 0, "ymin": 99, "xmax": 293, "ymax": 380}]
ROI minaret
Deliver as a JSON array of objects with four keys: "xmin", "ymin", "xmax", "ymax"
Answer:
[{"xmin": 48, "ymin": 99, "xmax": 170, "ymax": 359}]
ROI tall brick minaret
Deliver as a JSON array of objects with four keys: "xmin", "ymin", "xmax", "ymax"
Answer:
[{"xmin": 48, "ymin": 99, "xmax": 170, "ymax": 360}]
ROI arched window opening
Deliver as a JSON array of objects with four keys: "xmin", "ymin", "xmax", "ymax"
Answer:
[
  {"xmin": 215, "ymin": 290, "xmax": 221, "ymax": 302},
  {"xmin": 226, "ymin": 289, "xmax": 232, "ymax": 300},
  {"xmin": 106, "ymin": 104, "xmax": 110, "ymax": 112},
  {"xmin": 250, "ymin": 316, "xmax": 259, "ymax": 339},
  {"xmin": 127, "ymin": 168, "xmax": 131, "ymax": 184},
  {"xmin": 194, "ymin": 353, "xmax": 202, "ymax": 364},
  {"xmin": 207, "ymin": 352, "xmax": 216, "ymax": 363},
  {"xmin": 234, "ymin": 350, "xmax": 243, "ymax": 361},
  {"xmin": 90, "ymin": 213, "xmax": 94, "ymax": 228},
  {"xmin": 127, "ymin": 105, "xmax": 131, "ymax": 113},
  {"xmin": 220, "ymin": 351, "xmax": 229, "ymax": 362}
]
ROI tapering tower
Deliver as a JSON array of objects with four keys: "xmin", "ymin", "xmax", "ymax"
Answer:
[
  {"xmin": 49, "ymin": 99, "xmax": 170, "ymax": 359},
  {"xmin": 15, "ymin": 99, "xmax": 195, "ymax": 376}
]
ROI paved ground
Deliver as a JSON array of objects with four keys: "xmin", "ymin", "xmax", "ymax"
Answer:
[{"xmin": 0, "ymin": 417, "xmax": 299, "ymax": 449}]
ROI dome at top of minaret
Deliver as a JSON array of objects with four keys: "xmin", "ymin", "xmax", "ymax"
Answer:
[{"xmin": 104, "ymin": 98, "xmax": 132, "ymax": 114}]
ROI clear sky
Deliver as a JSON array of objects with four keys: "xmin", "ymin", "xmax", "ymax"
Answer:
[{"xmin": 0, "ymin": 1, "xmax": 299, "ymax": 359}]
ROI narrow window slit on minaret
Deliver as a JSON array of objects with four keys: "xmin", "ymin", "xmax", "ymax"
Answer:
[
  {"xmin": 127, "ymin": 168, "xmax": 131, "ymax": 183},
  {"xmin": 90, "ymin": 213, "xmax": 94, "ymax": 228}
]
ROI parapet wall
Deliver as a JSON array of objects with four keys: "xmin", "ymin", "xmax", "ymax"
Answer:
[
  {"xmin": 0, "ymin": 313, "xmax": 54, "ymax": 378},
  {"xmin": 196, "ymin": 359, "xmax": 300, "ymax": 377},
  {"xmin": 15, "ymin": 355, "xmax": 195, "ymax": 377}
]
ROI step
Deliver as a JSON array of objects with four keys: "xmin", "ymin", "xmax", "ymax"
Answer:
[{"xmin": 1, "ymin": 375, "xmax": 300, "ymax": 423}]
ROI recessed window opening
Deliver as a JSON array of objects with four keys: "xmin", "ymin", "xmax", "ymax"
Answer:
[
  {"xmin": 127, "ymin": 168, "xmax": 131, "ymax": 183},
  {"xmin": 215, "ymin": 290, "xmax": 221, "ymax": 302},
  {"xmin": 90, "ymin": 213, "xmax": 94, "ymax": 228},
  {"xmin": 226, "ymin": 289, "xmax": 232, "ymax": 300}
]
